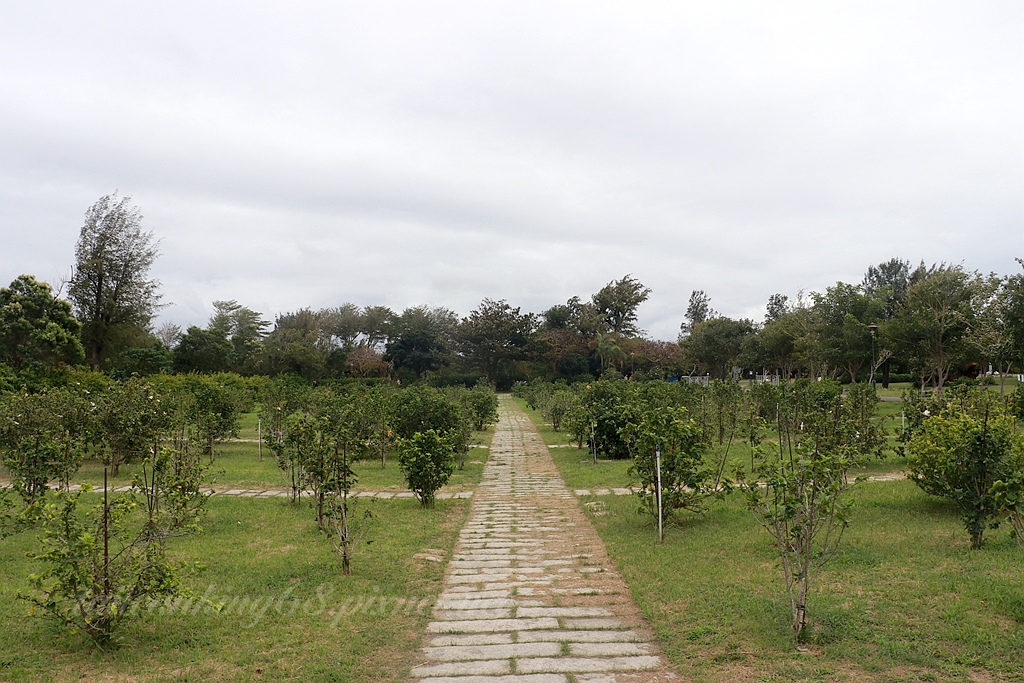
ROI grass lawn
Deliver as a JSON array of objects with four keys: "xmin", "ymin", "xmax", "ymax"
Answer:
[
  {"xmin": 583, "ymin": 483, "xmax": 1024, "ymax": 682},
  {"xmin": 0, "ymin": 494, "xmax": 469, "ymax": 682},
  {"xmin": 516, "ymin": 395, "xmax": 1024, "ymax": 681},
  {"xmin": 41, "ymin": 418, "xmax": 495, "ymax": 494}
]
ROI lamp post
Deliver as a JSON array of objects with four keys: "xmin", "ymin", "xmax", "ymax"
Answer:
[{"xmin": 868, "ymin": 323, "xmax": 878, "ymax": 389}]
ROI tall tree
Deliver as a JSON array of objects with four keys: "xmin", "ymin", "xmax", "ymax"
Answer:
[
  {"xmin": 808, "ymin": 282, "xmax": 885, "ymax": 383},
  {"xmin": 764, "ymin": 293, "xmax": 789, "ymax": 323},
  {"xmin": 173, "ymin": 326, "xmax": 234, "ymax": 374},
  {"xmin": 262, "ymin": 308, "xmax": 328, "ymax": 380},
  {"xmin": 863, "ymin": 258, "xmax": 911, "ymax": 319},
  {"xmin": 208, "ymin": 300, "xmax": 269, "ymax": 373},
  {"xmin": 384, "ymin": 306, "xmax": 458, "ymax": 381},
  {"xmin": 457, "ymin": 299, "xmax": 537, "ymax": 387},
  {"xmin": 68, "ymin": 194, "xmax": 162, "ymax": 370},
  {"xmin": 591, "ymin": 274, "xmax": 651, "ymax": 336},
  {"xmin": 886, "ymin": 266, "xmax": 983, "ymax": 392},
  {"xmin": 360, "ymin": 305, "xmax": 396, "ymax": 351},
  {"xmin": 681, "ymin": 317, "xmax": 754, "ymax": 379},
  {"xmin": 0, "ymin": 275, "xmax": 84, "ymax": 370},
  {"xmin": 680, "ymin": 289, "xmax": 716, "ymax": 338}
]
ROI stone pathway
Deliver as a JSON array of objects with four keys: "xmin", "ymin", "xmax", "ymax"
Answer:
[{"xmin": 408, "ymin": 395, "xmax": 679, "ymax": 683}]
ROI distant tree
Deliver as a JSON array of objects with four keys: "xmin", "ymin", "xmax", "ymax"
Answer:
[
  {"xmin": 262, "ymin": 309, "xmax": 327, "ymax": 380},
  {"xmin": 155, "ymin": 321, "xmax": 182, "ymax": 350},
  {"xmin": 0, "ymin": 275, "xmax": 84, "ymax": 371},
  {"xmin": 681, "ymin": 317, "xmax": 754, "ymax": 379},
  {"xmin": 743, "ymin": 310, "xmax": 801, "ymax": 378},
  {"xmin": 886, "ymin": 267, "xmax": 983, "ymax": 392},
  {"xmin": 385, "ymin": 329, "xmax": 445, "ymax": 380},
  {"xmin": 1002, "ymin": 259, "xmax": 1024, "ymax": 377},
  {"xmin": 207, "ymin": 300, "xmax": 268, "ymax": 373},
  {"xmin": 863, "ymin": 258, "xmax": 911, "ymax": 319},
  {"xmin": 360, "ymin": 305, "xmax": 396, "ymax": 350},
  {"xmin": 109, "ymin": 343, "xmax": 172, "ymax": 378},
  {"xmin": 680, "ymin": 290, "xmax": 716, "ymax": 337},
  {"xmin": 68, "ymin": 193, "xmax": 162, "ymax": 370},
  {"xmin": 591, "ymin": 274, "xmax": 651, "ymax": 336},
  {"xmin": 808, "ymin": 282, "xmax": 885, "ymax": 382},
  {"xmin": 319, "ymin": 303, "xmax": 363, "ymax": 350},
  {"xmin": 457, "ymin": 299, "xmax": 537, "ymax": 387},
  {"xmin": 594, "ymin": 332, "xmax": 625, "ymax": 372},
  {"xmin": 173, "ymin": 326, "xmax": 234, "ymax": 374},
  {"xmin": 384, "ymin": 306, "xmax": 458, "ymax": 381},
  {"xmin": 764, "ymin": 293, "xmax": 789, "ymax": 323}
]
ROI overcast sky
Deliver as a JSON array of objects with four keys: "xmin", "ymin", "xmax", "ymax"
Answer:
[{"xmin": 2, "ymin": 1, "xmax": 1021, "ymax": 341}]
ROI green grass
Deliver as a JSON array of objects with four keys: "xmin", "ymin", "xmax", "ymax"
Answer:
[
  {"xmin": 581, "ymin": 481, "xmax": 1024, "ymax": 683},
  {"xmin": 26, "ymin": 416, "xmax": 495, "ymax": 494},
  {"xmin": 516, "ymin": 395, "xmax": 1024, "ymax": 680},
  {"xmin": 0, "ymin": 494, "xmax": 469, "ymax": 682}
]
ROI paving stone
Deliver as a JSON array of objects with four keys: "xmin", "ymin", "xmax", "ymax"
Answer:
[
  {"xmin": 410, "ymin": 659, "xmax": 510, "ymax": 677},
  {"xmin": 428, "ymin": 633, "xmax": 513, "ymax": 647},
  {"xmin": 422, "ymin": 641, "xmax": 561, "ymax": 661},
  {"xmin": 516, "ymin": 607, "xmax": 614, "ymax": 618},
  {"xmin": 568, "ymin": 642, "xmax": 652, "ymax": 656},
  {"xmin": 560, "ymin": 618, "xmax": 625, "ymax": 630},
  {"xmin": 433, "ymin": 608, "xmax": 513, "ymax": 621},
  {"xmin": 412, "ymin": 670, "xmax": 568, "ymax": 681},
  {"xmin": 515, "ymin": 656, "xmax": 662, "ymax": 674},
  {"xmin": 407, "ymin": 396, "xmax": 674, "ymax": 680},
  {"xmin": 435, "ymin": 598, "xmax": 516, "ymax": 610},
  {"xmin": 427, "ymin": 617, "xmax": 559, "ymax": 633},
  {"xmin": 516, "ymin": 630, "xmax": 643, "ymax": 644}
]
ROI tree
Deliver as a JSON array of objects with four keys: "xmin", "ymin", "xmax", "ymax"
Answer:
[
  {"xmin": 808, "ymin": 282, "xmax": 884, "ymax": 383},
  {"xmin": 172, "ymin": 326, "xmax": 233, "ymax": 374},
  {"xmin": 360, "ymin": 305, "xmax": 396, "ymax": 351},
  {"xmin": 680, "ymin": 317, "xmax": 754, "ymax": 379},
  {"xmin": 345, "ymin": 346, "xmax": 390, "ymax": 377},
  {"xmin": 385, "ymin": 328, "xmax": 446, "ymax": 380},
  {"xmin": 886, "ymin": 267, "xmax": 983, "ymax": 392},
  {"xmin": 384, "ymin": 306, "xmax": 458, "ymax": 381},
  {"xmin": 591, "ymin": 274, "xmax": 651, "ymax": 336},
  {"xmin": 319, "ymin": 303, "xmax": 363, "ymax": 351},
  {"xmin": 23, "ymin": 442, "xmax": 207, "ymax": 645},
  {"xmin": 0, "ymin": 387, "xmax": 93, "ymax": 504},
  {"xmin": 0, "ymin": 275, "xmax": 84, "ymax": 371},
  {"xmin": 740, "ymin": 380, "xmax": 863, "ymax": 643},
  {"xmin": 907, "ymin": 390, "xmax": 1024, "ymax": 549},
  {"xmin": 97, "ymin": 377, "xmax": 171, "ymax": 476},
  {"xmin": 623, "ymin": 405, "xmax": 728, "ymax": 526},
  {"xmin": 680, "ymin": 290, "xmax": 716, "ymax": 337},
  {"xmin": 764, "ymin": 293, "xmax": 789, "ymax": 323},
  {"xmin": 457, "ymin": 299, "xmax": 537, "ymax": 387},
  {"xmin": 68, "ymin": 194, "xmax": 162, "ymax": 370},
  {"xmin": 262, "ymin": 309, "xmax": 327, "ymax": 380},
  {"xmin": 863, "ymin": 258, "xmax": 911, "ymax": 319},
  {"xmin": 207, "ymin": 300, "xmax": 269, "ymax": 374}
]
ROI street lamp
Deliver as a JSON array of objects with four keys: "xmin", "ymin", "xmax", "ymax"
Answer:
[{"xmin": 868, "ymin": 323, "xmax": 878, "ymax": 388}]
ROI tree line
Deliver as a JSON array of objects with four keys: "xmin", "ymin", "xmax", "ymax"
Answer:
[{"xmin": 4, "ymin": 194, "xmax": 1023, "ymax": 391}]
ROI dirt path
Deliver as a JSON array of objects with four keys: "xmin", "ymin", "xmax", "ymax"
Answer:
[{"xmin": 407, "ymin": 394, "xmax": 679, "ymax": 683}]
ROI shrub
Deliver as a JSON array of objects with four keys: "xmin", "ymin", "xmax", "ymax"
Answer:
[
  {"xmin": 907, "ymin": 394, "xmax": 1024, "ymax": 549},
  {"xmin": 398, "ymin": 429, "xmax": 456, "ymax": 507},
  {"xmin": 22, "ymin": 445, "xmax": 207, "ymax": 646},
  {"xmin": 624, "ymin": 405, "xmax": 726, "ymax": 524}
]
